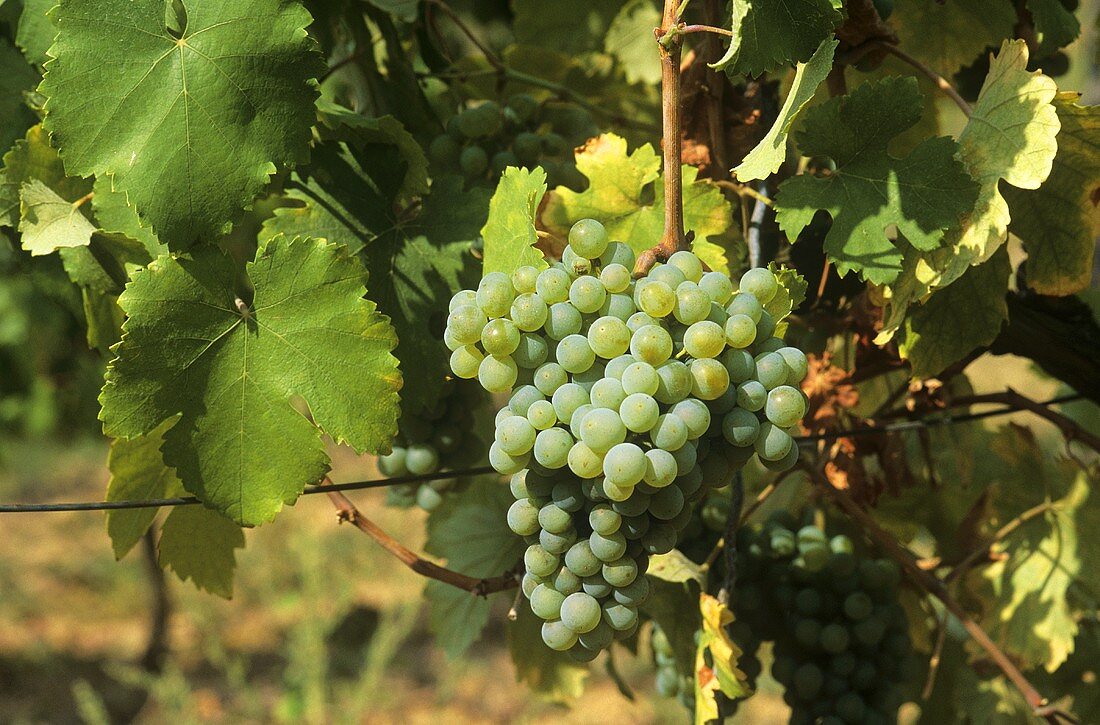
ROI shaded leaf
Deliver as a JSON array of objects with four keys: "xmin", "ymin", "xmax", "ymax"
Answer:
[
  {"xmin": 0, "ymin": 123, "xmax": 91, "ymax": 229},
  {"xmin": 91, "ymin": 176, "xmax": 166, "ymax": 259},
  {"xmin": 643, "ymin": 550, "xmax": 705, "ymax": 679},
  {"xmin": 604, "ymin": 0, "xmax": 661, "ymax": 85},
  {"xmin": 104, "ymin": 417, "xmax": 180, "ymax": 560},
  {"xmin": 711, "ymin": 0, "xmax": 842, "ymax": 78},
  {"xmin": 159, "ymin": 503, "xmax": 245, "ymax": 598},
  {"xmin": 508, "ymin": 604, "xmax": 589, "ymax": 702},
  {"xmin": 890, "ymin": 0, "xmax": 1017, "ymax": 77},
  {"xmin": 15, "ymin": 0, "xmax": 54, "ymax": 65},
  {"xmin": 1027, "ymin": 0, "xmax": 1080, "ymax": 53},
  {"xmin": 0, "ymin": 35, "xmax": 38, "ymax": 154}
]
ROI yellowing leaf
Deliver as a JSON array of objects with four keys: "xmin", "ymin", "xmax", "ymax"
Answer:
[
  {"xmin": 694, "ymin": 593, "xmax": 751, "ymax": 725},
  {"xmin": 18, "ymin": 179, "xmax": 96, "ymax": 255}
]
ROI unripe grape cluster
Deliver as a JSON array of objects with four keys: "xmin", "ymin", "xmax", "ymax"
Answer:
[
  {"xmin": 376, "ymin": 379, "xmax": 485, "ymax": 511},
  {"xmin": 428, "ymin": 94, "xmax": 594, "ymax": 188},
  {"xmin": 443, "ymin": 218, "xmax": 808, "ymax": 657}
]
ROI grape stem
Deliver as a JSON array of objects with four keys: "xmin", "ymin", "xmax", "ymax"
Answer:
[
  {"xmin": 635, "ymin": 0, "xmax": 692, "ymax": 277},
  {"xmin": 803, "ymin": 463, "xmax": 1068, "ymax": 725},
  {"xmin": 323, "ymin": 481, "xmax": 519, "ymax": 596}
]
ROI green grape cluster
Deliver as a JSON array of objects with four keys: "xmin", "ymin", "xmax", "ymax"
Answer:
[
  {"xmin": 428, "ymin": 94, "xmax": 595, "ymax": 188},
  {"xmin": 729, "ymin": 518, "xmax": 919, "ymax": 724},
  {"xmin": 376, "ymin": 379, "xmax": 485, "ymax": 511},
  {"xmin": 442, "ymin": 217, "xmax": 809, "ymax": 657}
]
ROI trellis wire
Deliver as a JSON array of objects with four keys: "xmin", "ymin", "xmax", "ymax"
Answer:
[{"xmin": 0, "ymin": 393, "xmax": 1085, "ymax": 514}]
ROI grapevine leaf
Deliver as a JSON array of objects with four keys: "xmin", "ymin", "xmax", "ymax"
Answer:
[
  {"xmin": 545, "ymin": 134, "xmax": 733, "ymax": 273},
  {"xmin": 880, "ymin": 41, "xmax": 1060, "ymax": 337},
  {"xmin": 81, "ymin": 286, "xmax": 126, "ymax": 356},
  {"xmin": 105, "ymin": 417, "xmax": 180, "ymax": 560},
  {"xmin": 643, "ymin": 550, "xmax": 704, "ymax": 679},
  {"xmin": 604, "ymin": 0, "xmax": 661, "ymax": 85},
  {"xmin": 891, "ymin": 0, "xmax": 1017, "ymax": 77},
  {"xmin": 16, "ymin": 0, "xmax": 54, "ymax": 66},
  {"xmin": 0, "ymin": 124, "xmax": 91, "ymax": 229},
  {"xmin": 1033, "ymin": 620, "xmax": 1100, "ymax": 720},
  {"xmin": 18, "ymin": 178, "xmax": 95, "ymax": 255},
  {"xmin": 424, "ymin": 479, "xmax": 525, "ymax": 657},
  {"xmin": 91, "ymin": 176, "xmax": 166, "ymax": 258},
  {"xmin": 100, "ymin": 235, "xmax": 402, "ymax": 526},
  {"xmin": 1003, "ymin": 94, "xmax": 1100, "ymax": 296},
  {"xmin": 774, "ymin": 77, "xmax": 979, "ymax": 284},
  {"xmin": 763, "ymin": 262, "xmax": 807, "ymax": 326},
  {"xmin": 711, "ymin": 0, "xmax": 842, "ymax": 78},
  {"xmin": 39, "ymin": 0, "xmax": 324, "ymax": 246},
  {"xmin": 694, "ymin": 593, "xmax": 751, "ymax": 725},
  {"xmin": 951, "ymin": 667, "xmax": 1033, "ymax": 724},
  {"xmin": 512, "ymin": 0, "xmax": 623, "ymax": 56},
  {"xmin": 898, "ymin": 248, "xmax": 1010, "ymax": 378},
  {"xmin": 734, "ymin": 38, "xmax": 836, "ymax": 182},
  {"xmin": 364, "ymin": 0, "xmax": 419, "ymax": 22},
  {"xmin": 481, "ymin": 166, "xmax": 548, "ymax": 277},
  {"xmin": 158, "ymin": 502, "xmax": 245, "ymax": 598},
  {"xmin": 0, "ymin": 36, "xmax": 38, "ymax": 153},
  {"xmin": 508, "ymin": 605, "xmax": 589, "ymax": 701},
  {"xmin": 1027, "ymin": 0, "xmax": 1080, "ymax": 53}
]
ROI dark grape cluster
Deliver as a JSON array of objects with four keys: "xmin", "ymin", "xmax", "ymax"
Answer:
[
  {"xmin": 428, "ymin": 94, "xmax": 596, "ymax": 188},
  {"xmin": 442, "ymin": 218, "xmax": 809, "ymax": 658},
  {"xmin": 377, "ymin": 379, "xmax": 485, "ymax": 511},
  {"xmin": 729, "ymin": 518, "xmax": 919, "ymax": 724}
]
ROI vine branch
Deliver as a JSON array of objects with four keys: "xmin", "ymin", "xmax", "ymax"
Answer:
[{"xmin": 949, "ymin": 388, "xmax": 1100, "ymax": 455}]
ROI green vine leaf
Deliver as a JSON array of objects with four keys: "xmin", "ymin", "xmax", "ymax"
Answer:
[
  {"xmin": 1, "ymin": 124, "xmax": 92, "ymax": 229},
  {"xmin": 604, "ymin": 0, "xmax": 661, "ymax": 86},
  {"xmin": 775, "ymin": 77, "xmax": 979, "ymax": 284},
  {"xmin": 509, "ymin": 605, "xmax": 590, "ymax": 701},
  {"xmin": 0, "ymin": 36, "xmax": 39, "ymax": 153},
  {"xmin": 424, "ymin": 479, "xmax": 525, "ymax": 657},
  {"xmin": 105, "ymin": 417, "xmax": 180, "ymax": 560},
  {"xmin": 891, "ymin": 0, "xmax": 1017, "ymax": 77},
  {"xmin": 512, "ymin": 0, "xmax": 623, "ymax": 56},
  {"xmin": 159, "ymin": 502, "xmax": 245, "ymax": 599},
  {"xmin": 482, "ymin": 166, "xmax": 549, "ymax": 277},
  {"xmin": 39, "ymin": 0, "xmax": 324, "ymax": 246},
  {"xmin": 92, "ymin": 176, "xmax": 166, "ymax": 258},
  {"xmin": 734, "ymin": 38, "xmax": 836, "ymax": 182},
  {"xmin": 544, "ymin": 133, "xmax": 733, "ymax": 273},
  {"xmin": 711, "ymin": 0, "xmax": 842, "ymax": 78},
  {"xmin": 1027, "ymin": 0, "xmax": 1081, "ymax": 54},
  {"xmin": 643, "ymin": 550, "xmax": 705, "ymax": 679},
  {"xmin": 15, "ymin": 0, "xmax": 55, "ymax": 66},
  {"xmin": 18, "ymin": 179, "xmax": 95, "ymax": 255},
  {"xmin": 100, "ymin": 235, "xmax": 402, "ymax": 526},
  {"xmin": 1003, "ymin": 93, "xmax": 1100, "ymax": 297}
]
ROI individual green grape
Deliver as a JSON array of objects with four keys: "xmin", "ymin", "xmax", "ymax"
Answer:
[
  {"xmin": 755, "ymin": 336, "xmax": 784, "ymax": 355},
  {"xmin": 564, "ymin": 540, "xmax": 602, "ymax": 577},
  {"xmin": 755, "ymin": 309, "xmax": 777, "ymax": 340},
  {"xmin": 511, "ymin": 292, "xmax": 548, "ymax": 331},
  {"xmin": 739, "ymin": 267, "xmax": 778, "ymax": 303},
  {"xmin": 476, "ymin": 272, "xmax": 515, "ymax": 318},
  {"xmin": 569, "ymin": 276, "xmax": 606, "ymax": 314},
  {"xmin": 555, "ymin": 334, "xmax": 596, "ymax": 373},
  {"xmin": 530, "ymin": 583, "xmax": 566, "ymax": 619},
  {"xmin": 489, "ymin": 441, "xmax": 528, "ymax": 474},
  {"xmin": 560, "ymin": 592, "xmax": 602, "ymax": 633},
  {"xmin": 460, "ymin": 145, "xmax": 489, "ymax": 178},
  {"xmin": 536, "ymin": 267, "xmax": 572, "ymax": 304},
  {"xmin": 513, "ymin": 333, "xmax": 548, "ymax": 369},
  {"xmin": 551, "ymin": 382, "xmax": 589, "ymax": 423},
  {"xmin": 668, "ymin": 250, "xmax": 703, "ymax": 282},
  {"xmin": 525, "ymin": 544, "xmax": 560, "ymax": 577},
  {"xmin": 683, "ymin": 320, "xmax": 726, "ymax": 359},
  {"xmin": 650, "ymin": 413, "xmax": 689, "ymax": 451},
  {"xmin": 654, "ymin": 360, "xmax": 692, "ymax": 404},
  {"xmin": 766, "ymin": 385, "xmax": 806, "ymax": 428},
  {"xmin": 449, "ymin": 289, "xmax": 478, "ymax": 312},
  {"xmin": 603, "ymin": 442, "xmax": 647, "ymax": 486},
  {"xmin": 567, "ymin": 440, "xmax": 604, "ymax": 478},
  {"xmin": 669, "ymin": 398, "xmax": 711, "ymax": 439},
  {"xmin": 722, "ymin": 407, "xmax": 760, "ymax": 447},
  {"xmin": 726, "ymin": 291, "xmax": 763, "ymax": 323},
  {"xmin": 621, "ymin": 361, "xmax": 659, "ymax": 396},
  {"xmin": 589, "ymin": 504, "xmax": 622, "ymax": 536},
  {"xmin": 512, "ymin": 131, "xmax": 542, "ymax": 164},
  {"xmin": 602, "ymin": 478, "xmax": 633, "ymax": 502},
  {"xmin": 649, "ymin": 264, "xmax": 686, "ymax": 289},
  {"xmin": 601, "ymin": 241, "xmax": 636, "ymax": 269},
  {"xmin": 449, "ymin": 345, "xmax": 484, "ymax": 379},
  {"xmin": 544, "ymin": 302, "xmax": 583, "ymax": 340},
  {"xmin": 643, "ymin": 448, "xmax": 678, "ymax": 487},
  {"xmin": 524, "ymin": 470, "xmax": 556, "ymax": 498},
  {"xmin": 552, "ymin": 481, "xmax": 585, "ymax": 513},
  {"xmin": 511, "ymin": 265, "xmax": 541, "ymax": 294},
  {"xmin": 670, "ymin": 440, "xmax": 697, "ymax": 474},
  {"xmin": 754, "ymin": 352, "xmax": 789, "ymax": 390},
  {"xmin": 777, "ymin": 346, "xmax": 809, "ymax": 384},
  {"xmin": 572, "ymin": 363, "xmax": 605, "ymax": 392},
  {"xmin": 598, "ymin": 293, "xmax": 636, "ymax": 321},
  {"xmin": 527, "ymin": 399, "xmax": 558, "ymax": 430},
  {"xmin": 491, "ymin": 150, "xmax": 518, "ymax": 175},
  {"xmin": 724, "ymin": 314, "xmax": 757, "ymax": 348},
  {"xmin": 443, "ymin": 327, "xmax": 463, "ymax": 352},
  {"xmin": 619, "ymin": 392, "xmax": 659, "ymax": 433},
  {"xmin": 707, "ymin": 300, "xmax": 730, "ymax": 328},
  {"xmin": 553, "ymin": 567, "xmax": 583, "ymax": 596},
  {"xmin": 638, "ymin": 280, "xmax": 676, "ymax": 318},
  {"xmin": 447, "ymin": 304, "xmax": 487, "ymax": 344},
  {"xmin": 538, "ymin": 503, "xmax": 574, "ymax": 535},
  {"xmin": 541, "ymin": 620, "xmax": 578, "ymax": 651},
  {"xmin": 562, "ymin": 245, "xmax": 592, "ymax": 277},
  {"xmin": 603, "ymin": 354, "xmax": 636, "ymax": 380},
  {"xmin": 478, "ymin": 355, "xmax": 518, "ymax": 393},
  {"xmin": 612, "ymin": 575, "xmax": 650, "ymax": 606},
  {"xmin": 587, "ymin": 315, "xmax": 631, "ymax": 358},
  {"xmin": 674, "ymin": 282, "xmax": 710, "ymax": 325},
  {"xmin": 820, "ymin": 623, "xmax": 850, "ymax": 654},
  {"xmin": 534, "ymin": 362, "xmax": 568, "ymax": 395},
  {"xmin": 602, "ymin": 556, "xmax": 639, "ymax": 587},
  {"xmin": 629, "ymin": 324, "xmax": 673, "ymax": 365},
  {"xmin": 625, "ymin": 311, "xmax": 657, "ymax": 334},
  {"xmin": 590, "ymin": 377, "xmax": 627, "ymax": 410},
  {"xmin": 642, "ymin": 523, "xmax": 678, "ymax": 554},
  {"xmin": 429, "ymin": 134, "xmax": 461, "ymax": 167},
  {"xmin": 589, "ymin": 530, "xmax": 628, "ymax": 562},
  {"xmin": 378, "ymin": 448, "xmax": 408, "ymax": 476},
  {"xmin": 602, "ymin": 601, "xmax": 639, "ymax": 632},
  {"xmin": 721, "ymin": 348, "xmax": 756, "ymax": 383},
  {"xmin": 507, "ymin": 498, "xmax": 541, "ymax": 536},
  {"xmin": 578, "ymin": 407, "xmax": 627, "ymax": 453},
  {"xmin": 497, "ymin": 415, "xmax": 537, "ymax": 456},
  {"xmin": 754, "ymin": 422, "xmax": 792, "ymax": 462},
  {"xmin": 736, "ymin": 380, "xmax": 767, "ymax": 411},
  {"xmin": 688, "ymin": 358, "xmax": 730, "ymax": 400},
  {"xmin": 533, "ymin": 426, "xmax": 573, "ymax": 469},
  {"xmin": 568, "ymin": 219, "xmax": 609, "ymax": 259},
  {"xmin": 600, "ymin": 263, "xmax": 631, "ymax": 293},
  {"xmin": 509, "ymin": 385, "xmax": 545, "ymax": 417},
  {"xmin": 649, "ymin": 483, "xmax": 685, "ymax": 521},
  {"xmin": 699, "ymin": 270, "xmax": 734, "ymax": 304},
  {"xmin": 482, "ymin": 318, "xmax": 520, "ymax": 356}
]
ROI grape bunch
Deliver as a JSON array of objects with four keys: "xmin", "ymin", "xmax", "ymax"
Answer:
[
  {"xmin": 730, "ymin": 517, "xmax": 919, "ymax": 724},
  {"xmin": 442, "ymin": 217, "xmax": 809, "ymax": 657},
  {"xmin": 428, "ymin": 94, "xmax": 595, "ymax": 188},
  {"xmin": 376, "ymin": 379, "xmax": 486, "ymax": 511}
]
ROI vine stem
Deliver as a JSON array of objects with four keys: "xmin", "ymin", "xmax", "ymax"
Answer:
[
  {"xmin": 949, "ymin": 388, "xmax": 1100, "ymax": 454},
  {"xmin": 944, "ymin": 500, "xmax": 1056, "ymax": 583},
  {"xmin": 634, "ymin": 0, "xmax": 690, "ymax": 276},
  {"xmin": 803, "ymin": 464, "xmax": 1065, "ymax": 724},
  {"xmin": 324, "ymin": 483, "xmax": 518, "ymax": 596},
  {"xmin": 855, "ymin": 40, "xmax": 972, "ymax": 117}
]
